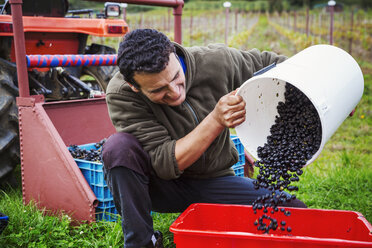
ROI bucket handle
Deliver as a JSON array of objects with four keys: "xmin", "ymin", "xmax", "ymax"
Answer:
[{"xmin": 253, "ymin": 62, "xmax": 277, "ymax": 77}]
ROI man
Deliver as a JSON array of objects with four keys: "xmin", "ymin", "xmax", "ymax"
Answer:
[{"xmin": 103, "ymin": 29, "xmax": 306, "ymax": 248}]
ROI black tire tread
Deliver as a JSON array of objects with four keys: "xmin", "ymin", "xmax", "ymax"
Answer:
[{"xmin": 0, "ymin": 58, "xmax": 19, "ymax": 183}]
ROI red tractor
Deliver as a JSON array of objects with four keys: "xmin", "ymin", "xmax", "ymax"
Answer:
[{"xmin": 0, "ymin": 0, "xmax": 128, "ymax": 186}]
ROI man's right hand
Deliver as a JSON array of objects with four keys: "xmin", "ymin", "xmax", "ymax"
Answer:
[{"xmin": 211, "ymin": 90, "xmax": 246, "ymax": 128}]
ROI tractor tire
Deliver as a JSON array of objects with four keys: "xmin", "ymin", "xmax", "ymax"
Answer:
[
  {"xmin": 0, "ymin": 58, "xmax": 19, "ymax": 188},
  {"xmin": 81, "ymin": 43, "xmax": 119, "ymax": 92}
]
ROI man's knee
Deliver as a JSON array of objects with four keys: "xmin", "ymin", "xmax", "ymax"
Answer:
[{"xmin": 102, "ymin": 132, "xmax": 151, "ymax": 175}]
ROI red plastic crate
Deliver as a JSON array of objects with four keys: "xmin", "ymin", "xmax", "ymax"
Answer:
[{"xmin": 170, "ymin": 203, "xmax": 372, "ymax": 248}]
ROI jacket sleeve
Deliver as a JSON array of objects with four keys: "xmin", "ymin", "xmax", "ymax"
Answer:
[
  {"xmin": 106, "ymin": 85, "xmax": 183, "ymax": 180},
  {"xmin": 228, "ymin": 47, "xmax": 287, "ymax": 89}
]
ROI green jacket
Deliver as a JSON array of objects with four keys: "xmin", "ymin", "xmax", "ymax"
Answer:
[{"xmin": 106, "ymin": 43, "xmax": 286, "ymax": 180}]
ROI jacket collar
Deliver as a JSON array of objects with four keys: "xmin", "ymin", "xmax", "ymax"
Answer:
[{"xmin": 173, "ymin": 42, "xmax": 194, "ymax": 94}]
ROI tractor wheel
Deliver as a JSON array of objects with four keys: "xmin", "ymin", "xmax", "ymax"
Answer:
[
  {"xmin": 0, "ymin": 58, "xmax": 19, "ymax": 188},
  {"xmin": 81, "ymin": 43, "xmax": 119, "ymax": 92}
]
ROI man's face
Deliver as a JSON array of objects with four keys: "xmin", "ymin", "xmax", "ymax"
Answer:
[{"xmin": 130, "ymin": 53, "xmax": 186, "ymax": 106}]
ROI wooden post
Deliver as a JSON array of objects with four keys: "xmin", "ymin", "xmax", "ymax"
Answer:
[
  {"xmin": 122, "ymin": 6, "xmax": 127, "ymax": 22},
  {"xmin": 214, "ymin": 15, "xmax": 217, "ymax": 43},
  {"xmin": 306, "ymin": 7, "xmax": 310, "ymax": 37},
  {"xmin": 329, "ymin": 5, "xmax": 334, "ymax": 45},
  {"xmin": 348, "ymin": 9, "xmax": 354, "ymax": 54},
  {"xmin": 140, "ymin": 12, "xmax": 144, "ymax": 28},
  {"xmin": 319, "ymin": 13, "xmax": 322, "ymax": 40},
  {"xmin": 225, "ymin": 7, "xmax": 230, "ymax": 44},
  {"xmin": 189, "ymin": 12, "xmax": 193, "ymax": 46},
  {"xmin": 204, "ymin": 26, "xmax": 207, "ymax": 46},
  {"xmin": 168, "ymin": 8, "xmax": 171, "ymax": 32},
  {"xmin": 235, "ymin": 10, "xmax": 238, "ymax": 33},
  {"xmin": 342, "ymin": 12, "xmax": 345, "ymax": 26},
  {"xmin": 163, "ymin": 15, "xmax": 166, "ymax": 31}
]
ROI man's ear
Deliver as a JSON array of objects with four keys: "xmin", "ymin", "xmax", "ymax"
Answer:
[{"xmin": 127, "ymin": 82, "xmax": 140, "ymax": 93}]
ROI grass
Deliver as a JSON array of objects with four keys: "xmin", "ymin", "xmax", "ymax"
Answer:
[
  {"xmin": 0, "ymin": 188, "xmax": 124, "ymax": 247},
  {"xmin": 1, "ymin": 13, "xmax": 371, "ymax": 248},
  {"xmin": 0, "ymin": 186, "xmax": 179, "ymax": 247},
  {"xmin": 297, "ymin": 158, "xmax": 372, "ymax": 216}
]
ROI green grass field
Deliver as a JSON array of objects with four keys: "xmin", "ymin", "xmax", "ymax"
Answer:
[{"xmin": 1, "ymin": 13, "xmax": 371, "ymax": 248}]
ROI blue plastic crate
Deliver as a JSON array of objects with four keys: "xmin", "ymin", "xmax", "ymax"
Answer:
[
  {"xmin": 69, "ymin": 143, "xmax": 118, "ymax": 222},
  {"xmin": 231, "ymin": 135, "xmax": 245, "ymax": 177},
  {"xmin": 70, "ymin": 135, "xmax": 246, "ymax": 221},
  {"xmin": 232, "ymin": 165, "xmax": 245, "ymax": 177},
  {"xmin": 0, "ymin": 213, "xmax": 9, "ymax": 235},
  {"xmin": 96, "ymin": 200, "xmax": 118, "ymax": 222}
]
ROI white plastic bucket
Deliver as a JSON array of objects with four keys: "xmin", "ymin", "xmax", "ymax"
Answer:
[{"xmin": 235, "ymin": 45, "xmax": 364, "ymax": 166}]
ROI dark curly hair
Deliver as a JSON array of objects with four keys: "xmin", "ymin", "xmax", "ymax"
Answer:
[{"xmin": 117, "ymin": 29, "xmax": 175, "ymax": 89}]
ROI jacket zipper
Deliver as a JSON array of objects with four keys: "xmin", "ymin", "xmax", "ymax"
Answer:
[
  {"xmin": 184, "ymin": 100, "xmax": 199, "ymax": 125},
  {"xmin": 184, "ymin": 99, "xmax": 206, "ymax": 169}
]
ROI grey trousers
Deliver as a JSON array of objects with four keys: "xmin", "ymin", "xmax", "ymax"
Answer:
[{"xmin": 102, "ymin": 133, "xmax": 306, "ymax": 248}]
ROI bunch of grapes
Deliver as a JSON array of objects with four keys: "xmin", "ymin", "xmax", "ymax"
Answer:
[
  {"xmin": 69, "ymin": 139, "xmax": 106, "ymax": 162},
  {"xmin": 252, "ymin": 83, "xmax": 322, "ymax": 234}
]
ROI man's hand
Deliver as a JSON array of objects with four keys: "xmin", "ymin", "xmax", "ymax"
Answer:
[
  {"xmin": 211, "ymin": 90, "xmax": 246, "ymax": 128},
  {"xmin": 175, "ymin": 89, "xmax": 246, "ymax": 170}
]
